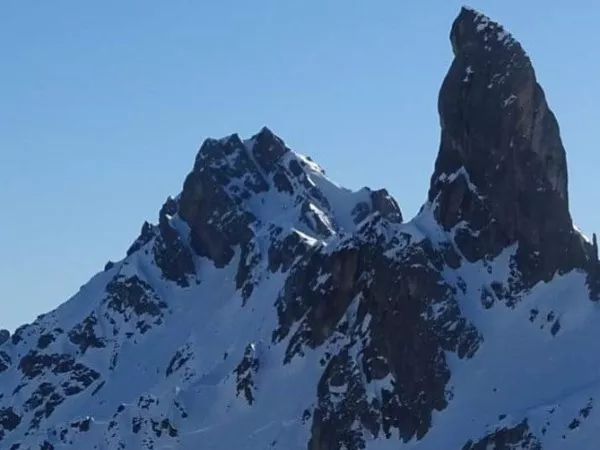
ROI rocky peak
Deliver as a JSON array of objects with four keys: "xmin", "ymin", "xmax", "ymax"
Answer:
[
  {"xmin": 429, "ymin": 6, "xmax": 593, "ymax": 292},
  {"xmin": 174, "ymin": 128, "xmax": 402, "ymax": 267},
  {"xmin": 450, "ymin": 7, "xmax": 523, "ymax": 59},
  {"xmin": 248, "ymin": 126, "xmax": 290, "ymax": 174},
  {"xmin": 121, "ymin": 126, "xmax": 405, "ymax": 303}
]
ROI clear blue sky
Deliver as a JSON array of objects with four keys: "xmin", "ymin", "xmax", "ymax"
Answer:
[{"xmin": 1, "ymin": 1, "xmax": 599, "ymax": 332}]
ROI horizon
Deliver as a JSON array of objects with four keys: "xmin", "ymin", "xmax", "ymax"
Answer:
[{"xmin": 2, "ymin": 1, "xmax": 600, "ymax": 332}]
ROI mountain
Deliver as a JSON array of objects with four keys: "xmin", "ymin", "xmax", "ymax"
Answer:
[{"xmin": 2, "ymin": 7, "xmax": 600, "ymax": 449}]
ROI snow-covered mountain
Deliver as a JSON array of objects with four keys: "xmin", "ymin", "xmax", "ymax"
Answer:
[{"xmin": 2, "ymin": 7, "xmax": 600, "ymax": 449}]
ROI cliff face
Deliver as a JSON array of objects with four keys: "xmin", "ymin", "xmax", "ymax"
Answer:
[
  {"xmin": 1, "ymin": 7, "xmax": 599, "ymax": 450},
  {"xmin": 430, "ymin": 7, "xmax": 594, "ymax": 296}
]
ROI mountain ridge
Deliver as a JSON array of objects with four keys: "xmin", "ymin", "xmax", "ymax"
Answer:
[{"xmin": 2, "ymin": 6, "xmax": 600, "ymax": 450}]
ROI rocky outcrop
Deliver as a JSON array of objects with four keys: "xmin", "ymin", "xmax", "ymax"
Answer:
[
  {"xmin": 153, "ymin": 197, "xmax": 196, "ymax": 287},
  {"xmin": 104, "ymin": 275, "xmax": 168, "ymax": 335},
  {"xmin": 429, "ymin": 7, "xmax": 594, "ymax": 296},
  {"xmin": 68, "ymin": 313, "xmax": 106, "ymax": 354},
  {"xmin": 369, "ymin": 189, "xmax": 403, "ymax": 223},
  {"xmin": 275, "ymin": 218, "xmax": 481, "ymax": 446},
  {"xmin": 0, "ymin": 407, "xmax": 20, "ymax": 440},
  {"xmin": 0, "ymin": 330, "xmax": 9, "ymax": 347},
  {"xmin": 250, "ymin": 126, "xmax": 289, "ymax": 174},
  {"xmin": 462, "ymin": 420, "xmax": 541, "ymax": 449},
  {"xmin": 234, "ymin": 343, "xmax": 260, "ymax": 405},
  {"xmin": 127, "ymin": 221, "xmax": 155, "ymax": 257},
  {"xmin": 177, "ymin": 134, "xmax": 266, "ymax": 267}
]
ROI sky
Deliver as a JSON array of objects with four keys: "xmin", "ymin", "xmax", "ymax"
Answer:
[{"xmin": 1, "ymin": 1, "xmax": 599, "ymax": 332}]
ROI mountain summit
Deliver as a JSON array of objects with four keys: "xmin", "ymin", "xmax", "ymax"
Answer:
[{"xmin": 2, "ymin": 8, "xmax": 600, "ymax": 450}]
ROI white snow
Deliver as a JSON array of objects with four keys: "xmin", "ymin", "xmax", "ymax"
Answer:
[
  {"xmin": 503, "ymin": 94, "xmax": 518, "ymax": 107},
  {"xmin": 463, "ymin": 65, "xmax": 474, "ymax": 82},
  {"xmin": 574, "ymin": 223, "xmax": 593, "ymax": 244}
]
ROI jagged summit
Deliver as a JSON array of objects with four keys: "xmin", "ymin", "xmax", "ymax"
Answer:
[
  {"xmin": 130, "ymin": 126, "xmax": 403, "ymax": 299},
  {"xmin": 2, "ymin": 8, "xmax": 600, "ymax": 450},
  {"xmin": 452, "ymin": 6, "xmax": 520, "ymax": 54}
]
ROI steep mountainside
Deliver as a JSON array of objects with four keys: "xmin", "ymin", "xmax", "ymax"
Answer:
[{"xmin": 2, "ymin": 7, "xmax": 600, "ymax": 449}]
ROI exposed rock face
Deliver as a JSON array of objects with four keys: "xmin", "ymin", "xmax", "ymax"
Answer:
[
  {"xmin": 178, "ymin": 133, "xmax": 264, "ymax": 267},
  {"xmin": 429, "ymin": 7, "xmax": 594, "ymax": 296},
  {"xmin": 0, "ymin": 330, "xmax": 9, "ymax": 346},
  {"xmin": 370, "ymin": 189, "xmax": 403, "ymax": 223},
  {"xmin": 462, "ymin": 420, "xmax": 541, "ymax": 449},
  {"xmin": 234, "ymin": 343, "xmax": 260, "ymax": 405},
  {"xmin": 153, "ymin": 197, "xmax": 196, "ymax": 287},
  {"xmin": 127, "ymin": 207, "xmax": 196, "ymax": 288},
  {"xmin": 278, "ymin": 228, "xmax": 481, "ymax": 447}
]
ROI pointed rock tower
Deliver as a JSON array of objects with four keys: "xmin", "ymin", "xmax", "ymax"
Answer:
[{"xmin": 428, "ymin": 7, "xmax": 594, "ymax": 293}]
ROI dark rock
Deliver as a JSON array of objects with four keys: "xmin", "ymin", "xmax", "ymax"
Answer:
[
  {"xmin": 0, "ymin": 329, "xmax": 9, "ymax": 346},
  {"xmin": 480, "ymin": 287, "xmax": 495, "ymax": 309},
  {"xmin": 462, "ymin": 419, "xmax": 541, "ymax": 449},
  {"xmin": 351, "ymin": 201, "xmax": 371, "ymax": 225},
  {"xmin": 37, "ymin": 333, "xmax": 55, "ymax": 349},
  {"xmin": 268, "ymin": 229, "xmax": 311, "ymax": 274},
  {"xmin": 24, "ymin": 382, "xmax": 55, "ymax": 411},
  {"xmin": 370, "ymin": 189, "xmax": 403, "ymax": 223},
  {"xmin": 308, "ymin": 350, "xmax": 379, "ymax": 450},
  {"xmin": 91, "ymin": 381, "xmax": 105, "ymax": 396},
  {"xmin": 0, "ymin": 407, "xmax": 21, "ymax": 439},
  {"xmin": 72, "ymin": 417, "xmax": 91, "ymax": 432},
  {"xmin": 234, "ymin": 343, "xmax": 260, "ymax": 405},
  {"xmin": 284, "ymin": 157, "xmax": 331, "ymax": 212},
  {"xmin": 250, "ymin": 126, "xmax": 289, "ymax": 174},
  {"xmin": 178, "ymin": 135, "xmax": 264, "ymax": 267},
  {"xmin": 550, "ymin": 319, "xmax": 561, "ymax": 336},
  {"xmin": 104, "ymin": 275, "xmax": 167, "ymax": 334},
  {"xmin": 160, "ymin": 195, "xmax": 178, "ymax": 218},
  {"xmin": 0, "ymin": 351, "xmax": 11, "ymax": 373},
  {"xmin": 165, "ymin": 346, "xmax": 192, "ymax": 377},
  {"xmin": 288, "ymin": 159, "xmax": 303, "ymax": 177},
  {"xmin": 440, "ymin": 242, "xmax": 462, "ymax": 269},
  {"xmin": 300, "ymin": 200, "xmax": 334, "ymax": 238},
  {"xmin": 529, "ymin": 308, "xmax": 539, "ymax": 322},
  {"xmin": 132, "ymin": 416, "xmax": 178, "ymax": 439},
  {"xmin": 68, "ymin": 313, "xmax": 106, "ymax": 353},
  {"xmin": 236, "ymin": 240, "xmax": 261, "ymax": 304},
  {"xmin": 153, "ymin": 197, "xmax": 196, "ymax": 287},
  {"xmin": 580, "ymin": 399, "xmax": 593, "ymax": 418},
  {"xmin": 11, "ymin": 325, "xmax": 26, "ymax": 345},
  {"xmin": 137, "ymin": 394, "xmax": 158, "ymax": 410},
  {"xmin": 24, "ymin": 382, "xmax": 66, "ymax": 429},
  {"xmin": 429, "ymin": 7, "xmax": 593, "ymax": 299},
  {"xmin": 275, "ymin": 217, "xmax": 481, "ymax": 446},
  {"xmin": 17, "ymin": 351, "xmax": 100, "ymax": 394},
  {"xmin": 272, "ymin": 167, "xmax": 294, "ymax": 194},
  {"xmin": 127, "ymin": 221, "xmax": 156, "ymax": 256}
]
